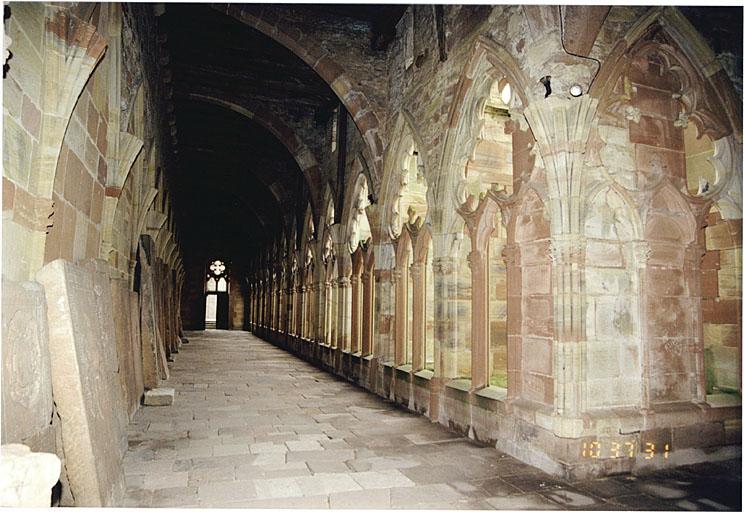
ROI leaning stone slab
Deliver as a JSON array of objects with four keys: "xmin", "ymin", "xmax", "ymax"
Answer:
[
  {"xmin": 143, "ymin": 387, "xmax": 175, "ymax": 406},
  {"xmin": 78, "ymin": 259, "xmax": 128, "ymax": 458},
  {"xmin": 111, "ymin": 278, "xmax": 143, "ymax": 418},
  {"xmin": 36, "ymin": 259, "xmax": 126, "ymax": 506},
  {"xmin": 1, "ymin": 280, "xmax": 54, "ymax": 447},
  {"xmin": 139, "ymin": 235, "xmax": 169, "ymax": 388},
  {"xmin": 0, "ymin": 444, "xmax": 61, "ymax": 507}
]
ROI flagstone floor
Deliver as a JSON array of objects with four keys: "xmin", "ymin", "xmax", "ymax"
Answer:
[{"xmin": 119, "ymin": 330, "xmax": 741, "ymax": 510}]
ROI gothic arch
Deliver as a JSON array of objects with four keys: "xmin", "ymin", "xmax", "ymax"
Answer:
[
  {"xmin": 218, "ymin": 4, "xmax": 386, "ymax": 182},
  {"xmin": 342, "ymin": 159, "xmax": 373, "ymax": 254},
  {"xmin": 186, "ymin": 93, "xmax": 322, "ymax": 213},
  {"xmin": 380, "ymin": 113, "xmax": 430, "ymax": 241},
  {"xmin": 437, "ymin": 36, "xmax": 533, "ymax": 234}
]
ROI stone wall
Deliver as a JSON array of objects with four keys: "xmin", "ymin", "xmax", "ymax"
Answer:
[
  {"xmin": 243, "ymin": 5, "xmax": 742, "ymax": 480},
  {"xmin": 2, "ymin": 2, "xmax": 184, "ymax": 504}
]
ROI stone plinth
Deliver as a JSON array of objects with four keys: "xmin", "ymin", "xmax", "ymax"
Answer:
[
  {"xmin": 0, "ymin": 444, "xmax": 61, "ymax": 507},
  {"xmin": 1, "ymin": 280, "xmax": 54, "ymax": 447},
  {"xmin": 143, "ymin": 387, "xmax": 175, "ymax": 406},
  {"xmin": 36, "ymin": 259, "xmax": 126, "ymax": 506}
]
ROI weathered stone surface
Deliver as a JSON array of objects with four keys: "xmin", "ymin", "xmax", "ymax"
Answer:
[
  {"xmin": 144, "ymin": 387, "xmax": 175, "ymax": 406},
  {"xmin": 112, "ymin": 278, "xmax": 143, "ymax": 418},
  {"xmin": 36, "ymin": 259, "xmax": 126, "ymax": 506},
  {"xmin": 1, "ymin": 279, "xmax": 53, "ymax": 446},
  {"xmin": 0, "ymin": 444, "xmax": 61, "ymax": 507},
  {"xmin": 138, "ymin": 235, "xmax": 169, "ymax": 389}
]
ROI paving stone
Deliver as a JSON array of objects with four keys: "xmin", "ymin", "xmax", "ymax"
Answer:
[
  {"xmin": 350, "ymin": 469, "xmax": 416, "ymax": 489},
  {"xmin": 242, "ymin": 495, "xmax": 329, "ymax": 509},
  {"xmin": 253, "ymin": 476, "xmax": 305, "ymax": 499},
  {"xmin": 296, "ymin": 473, "xmax": 363, "ymax": 496},
  {"xmin": 197, "ymin": 480, "xmax": 257, "ymax": 502},
  {"xmin": 117, "ymin": 331, "xmax": 743, "ymax": 509},
  {"xmin": 329, "ymin": 488, "xmax": 392, "ymax": 508},
  {"xmin": 486, "ymin": 493, "xmax": 562, "ymax": 510},
  {"xmin": 286, "ymin": 439, "xmax": 324, "ymax": 451},
  {"xmin": 140, "ymin": 471, "xmax": 189, "ymax": 490}
]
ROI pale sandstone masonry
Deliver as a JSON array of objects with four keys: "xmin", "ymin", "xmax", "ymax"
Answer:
[{"xmin": 36, "ymin": 259, "xmax": 127, "ymax": 506}]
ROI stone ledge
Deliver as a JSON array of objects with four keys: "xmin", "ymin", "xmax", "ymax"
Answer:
[
  {"xmin": 475, "ymin": 386, "xmax": 507, "ymax": 401},
  {"xmin": 143, "ymin": 388, "xmax": 174, "ymax": 406},
  {"xmin": 413, "ymin": 369, "xmax": 434, "ymax": 381}
]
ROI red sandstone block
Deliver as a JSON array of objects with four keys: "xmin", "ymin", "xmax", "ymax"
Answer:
[
  {"xmin": 702, "ymin": 298, "xmax": 740, "ymax": 324},
  {"xmin": 313, "ymin": 55, "xmax": 344, "ymax": 84},
  {"xmin": 646, "ymin": 298, "xmax": 692, "ymax": 338},
  {"xmin": 632, "ymin": 84, "xmax": 680, "ymax": 122},
  {"xmin": 80, "ymin": 171, "xmax": 93, "ymax": 217},
  {"xmin": 647, "ymin": 267, "xmax": 686, "ymax": 297},
  {"xmin": 700, "ymin": 270, "xmax": 720, "ymax": 298},
  {"xmin": 630, "ymin": 117, "xmax": 684, "ymax": 151},
  {"xmin": 96, "ymin": 118, "xmax": 107, "ymax": 155},
  {"xmin": 700, "ymin": 250, "xmax": 720, "ymax": 270},
  {"xmin": 91, "ymin": 184, "xmax": 104, "ymax": 225},
  {"xmin": 355, "ymin": 111, "xmax": 379, "ymax": 135},
  {"xmin": 97, "ymin": 155, "xmax": 107, "ymax": 185},
  {"xmin": 636, "ymin": 144, "xmax": 685, "ymax": 182},
  {"xmin": 3, "ymin": 177, "xmax": 15, "ymax": 211}
]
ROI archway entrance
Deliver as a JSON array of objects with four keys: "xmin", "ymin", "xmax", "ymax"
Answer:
[{"xmin": 205, "ymin": 259, "xmax": 230, "ymax": 329}]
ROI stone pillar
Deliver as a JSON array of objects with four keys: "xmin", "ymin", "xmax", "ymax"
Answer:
[
  {"xmin": 433, "ymin": 256, "xmax": 459, "ymax": 379},
  {"xmin": 361, "ymin": 270, "xmax": 374, "ymax": 356},
  {"xmin": 0, "ymin": 444, "xmax": 61, "ymax": 507},
  {"xmin": 505, "ymin": 244, "xmax": 522, "ymax": 399},
  {"xmin": 393, "ymin": 267, "xmax": 405, "ymax": 365},
  {"xmin": 337, "ymin": 276, "xmax": 352, "ymax": 351},
  {"xmin": 549, "ymin": 236, "xmax": 586, "ymax": 424},
  {"xmin": 469, "ymin": 249, "xmax": 489, "ymax": 389},
  {"xmin": 350, "ymin": 274, "xmax": 361, "ymax": 353},
  {"xmin": 374, "ymin": 268, "xmax": 395, "ymax": 362},
  {"xmin": 410, "ymin": 262, "xmax": 425, "ymax": 370},
  {"xmin": 525, "ymin": 96, "xmax": 597, "ymax": 434}
]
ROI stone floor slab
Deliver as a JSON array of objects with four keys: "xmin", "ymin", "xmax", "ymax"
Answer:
[{"xmin": 118, "ymin": 330, "xmax": 742, "ymax": 510}]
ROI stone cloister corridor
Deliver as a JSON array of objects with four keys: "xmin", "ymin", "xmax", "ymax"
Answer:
[
  {"xmin": 2, "ymin": 2, "xmax": 742, "ymax": 508},
  {"xmin": 121, "ymin": 330, "xmax": 741, "ymax": 510}
]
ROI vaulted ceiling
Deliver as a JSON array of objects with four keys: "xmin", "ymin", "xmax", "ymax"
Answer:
[{"xmin": 159, "ymin": 3, "xmax": 405, "ymax": 258}]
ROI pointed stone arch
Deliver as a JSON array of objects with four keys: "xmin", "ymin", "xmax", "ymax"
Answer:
[
  {"xmin": 218, "ymin": 4, "xmax": 386, "ymax": 182},
  {"xmin": 186, "ymin": 93, "xmax": 323, "ymax": 214},
  {"xmin": 437, "ymin": 36, "xmax": 533, "ymax": 234},
  {"xmin": 380, "ymin": 113, "xmax": 430, "ymax": 242}
]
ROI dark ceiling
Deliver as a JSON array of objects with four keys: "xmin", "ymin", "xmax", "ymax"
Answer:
[
  {"xmin": 160, "ymin": 4, "xmax": 329, "ymax": 257},
  {"xmin": 160, "ymin": 4, "xmax": 406, "ymax": 259}
]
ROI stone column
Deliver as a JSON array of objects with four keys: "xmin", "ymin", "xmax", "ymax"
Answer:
[
  {"xmin": 549, "ymin": 236, "xmax": 587, "ymax": 424},
  {"xmin": 433, "ymin": 256, "xmax": 459, "ymax": 379},
  {"xmin": 525, "ymin": 96, "xmax": 597, "ymax": 434},
  {"xmin": 504, "ymin": 244, "xmax": 522, "ymax": 399},
  {"xmin": 410, "ymin": 262, "xmax": 425, "ymax": 370},
  {"xmin": 337, "ymin": 276, "xmax": 352, "ymax": 351},
  {"xmin": 393, "ymin": 267, "xmax": 405, "ymax": 365},
  {"xmin": 469, "ymin": 249, "xmax": 489, "ymax": 389},
  {"xmin": 374, "ymin": 268, "xmax": 395, "ymax": 362},
  {"xmin": 361, "ymin": 270, "xmax": 374, "ymax": 356},
  {"xmin": 350, "ymin": 274, "xmax": 361, "ymax": 352}
]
